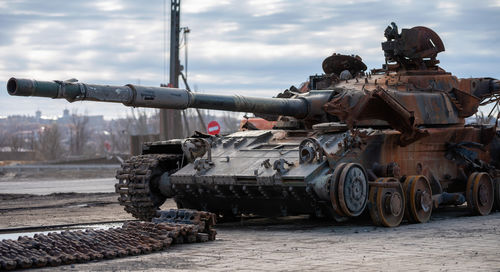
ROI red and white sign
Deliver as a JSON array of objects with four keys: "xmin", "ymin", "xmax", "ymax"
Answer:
[
  {"xmin": 104, "ymin": 141, "xmax": 111, "ymax": 152},
  {"xmin": 207, "ymin": 121, "xmax": 221, "ymax": 135}
]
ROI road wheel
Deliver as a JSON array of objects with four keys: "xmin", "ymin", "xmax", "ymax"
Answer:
[
  {"xmin": 466, "ymin": 172, "xmax": 494, "ymax": 216},
  {"xmin": 329, "ymin": 163, "xmax": 348, "ymax": 217},
  {"xmin": 403, "ymin": 175, "xmax": 433, "ymax": 223},
  {"xmin": 368, "ymin": 177, "xmax": 405, "ymax": 227},
  {"xmin": 337, "ymin": 163, "xmax": 368, "ymax": 217}
]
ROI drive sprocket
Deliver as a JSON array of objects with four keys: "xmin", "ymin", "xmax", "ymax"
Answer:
[{"xmin": 115, "ymin": 154, "xmax": 182, "ymax": 221}]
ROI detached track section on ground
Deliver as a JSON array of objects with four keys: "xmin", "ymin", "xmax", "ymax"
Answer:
[{"xmin": 0, "ymin": 210, "xmax": 216, "ymax": 270}]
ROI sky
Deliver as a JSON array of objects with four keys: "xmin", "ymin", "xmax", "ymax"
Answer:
[{"xmin": 0, "ymin": 0, "xmax": 499, "ymax": 119}]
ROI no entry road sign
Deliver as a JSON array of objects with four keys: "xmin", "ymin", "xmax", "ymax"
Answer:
[{"xmin": 207, "ymin": 121, "xmax": 221, "ymax": 135}]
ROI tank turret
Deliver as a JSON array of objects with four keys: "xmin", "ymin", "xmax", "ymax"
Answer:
[{"xmin": 6, "ymin": 23, "xmax": 500, "ymax": 227}]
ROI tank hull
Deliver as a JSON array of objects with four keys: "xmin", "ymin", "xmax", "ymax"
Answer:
[{"xmin": 147, "ymin": 125, "xmax": 498, "ymax": 221}]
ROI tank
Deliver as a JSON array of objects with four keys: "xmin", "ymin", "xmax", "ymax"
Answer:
[{"xmin": 7, "ymin": 23, "xmax": 500, "ymax": 227}]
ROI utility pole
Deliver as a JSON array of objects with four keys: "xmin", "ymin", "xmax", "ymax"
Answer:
[{"xmin": 160, "ymin": 0, "xmax": 183, "ymax": 140}]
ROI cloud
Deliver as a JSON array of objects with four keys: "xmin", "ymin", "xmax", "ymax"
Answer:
[
  {"xmin": 183, "ymin": 0, "xmax": 232, "ymax": 14},
  {"xmin": 246, "ymin": 0, "xmax": 290, "ymax": 17},
  {"xmin": 1, "ymin": 0, "xmax": 500, "ymax": 120},
  {"xmin": 92, "ymin": 0, "xmax": 125, "ymax": 11},
  {"xmin": 490, "ymin": 0, "xmax": 500, "ymax": 7},
  {"xmin": 436, "ymin": 1, "xmax": 460, "ymax": 17}
]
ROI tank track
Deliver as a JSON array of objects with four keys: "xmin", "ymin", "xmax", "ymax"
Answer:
[
  {"xmin": 115, "ymin": 154, "xmax": 182, "ymax": 221},
  {"xmin": 0, "ymin": 210, "xmax": 216, "ymax": 270}
]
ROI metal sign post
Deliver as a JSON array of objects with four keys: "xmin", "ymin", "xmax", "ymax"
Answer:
[{"xmin": 160, "ymin": 0, "xmax": 183, "ymax": 140}]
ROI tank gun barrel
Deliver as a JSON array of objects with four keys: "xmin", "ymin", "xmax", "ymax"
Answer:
[{"xmin": 7, "ymin": 78, "xmax": 311, "ymax": 119}]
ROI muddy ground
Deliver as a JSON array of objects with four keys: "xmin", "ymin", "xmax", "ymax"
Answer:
[{"xmin": 0, "ymin": 170, "xmax": 499, "ymax": 271}]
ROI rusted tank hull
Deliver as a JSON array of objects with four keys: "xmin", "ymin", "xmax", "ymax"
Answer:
[{"xmin": 360, "ymin": 126, "xmax": 494, "ymax": 188}]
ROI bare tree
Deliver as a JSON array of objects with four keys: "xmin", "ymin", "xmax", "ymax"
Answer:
[
  {"xmin": 128, "ymin": 108, "xmax": 149, "ymax": 134},
  {"xmin": 9, "ymin": 133, "xmax": 24, "ymax": 151},
  {"xmin": 36, "ymin": 124, "xmax": 64, "ymax": 160},
  {"xmin": 107, "ymin": 118, "xmax": 132, "ymax": 154},
  {"xmin": 94, "ymin": 131, "xmax": 109, "ymax": 156},
  {"xmin": 475, "ymin": 112, "xmax": 494, "ymax": 125},
  {"xmin": 109, "ymin": 127, "xmax": 129, "ymax": 153},
  {"xmin": 181, "ymin": 110, "xmax": 191, "ymax": 136},
  {"xmin": 221, "ymin": 112, "xmax": 240, "ymax": 134},
  {"xmin": 0, "ymin": 130, "xmax": 8, "ymax": 147},
  {"xmin": 70, "ymin": 111, "xmax": 90, "ymax": 155}
]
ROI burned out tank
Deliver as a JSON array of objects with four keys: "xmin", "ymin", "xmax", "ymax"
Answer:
[{"xmin": 7, "ymin": 23, "xmax": 500, "ymax": 227}]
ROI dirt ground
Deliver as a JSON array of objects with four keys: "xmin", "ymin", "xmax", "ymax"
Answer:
[
  {"xmin": 1, "ymin": 170, "xmax": 500, "ymax": 271},
  {"xmin": 0, "ymin": 193, "xmax": 135, "ymax": 228},
  {"xmin": 0, "ymin": 168, "xmax": 131, "ymax": 228},
  {"xmin": 0, "ymin": 168, "xmax": 117, "ymax": 181}
]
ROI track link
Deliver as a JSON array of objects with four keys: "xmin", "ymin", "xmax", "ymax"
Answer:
[{"xmin": 115, "ymin": 154, "xmax": 182, "ymax": 221}]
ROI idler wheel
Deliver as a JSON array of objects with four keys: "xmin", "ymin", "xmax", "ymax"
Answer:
[
  {"xmin": 466, "ymin": 172, "xmax": 494, "ymax": 216},
  {"xmin": 337, "ymin": 163, "xmax": 368, "ymax": 217},
  {"xmin": 329, "ymin": 163, "xmax": 347, "ymax": 217},
  {"xmin": 403, "ymin": 175, "xmax": 433, "ymax": 223},
  {"xmin": 368, "ymin": 177, "xmax": 405, "ymax": 227}
]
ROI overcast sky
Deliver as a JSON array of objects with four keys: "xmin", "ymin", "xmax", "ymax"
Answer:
[{"xmin": 1, "ymin": 0, "xmax": 499, "ymax": 119}]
